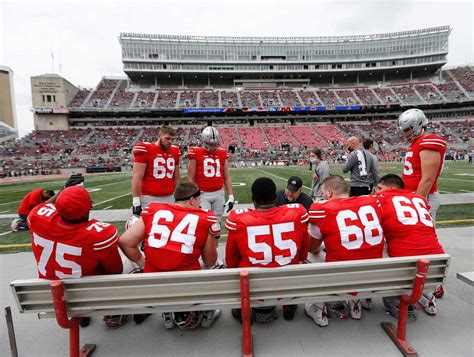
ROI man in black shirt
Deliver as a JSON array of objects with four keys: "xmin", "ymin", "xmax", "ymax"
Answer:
[{"xmin": 275, "ymin": 176, "xmax": 313, "ymax": 211}]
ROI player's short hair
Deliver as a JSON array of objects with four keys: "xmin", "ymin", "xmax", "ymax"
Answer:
[
  {"xmin": 159, "ymin": 126, "xmax": 177, "ymax": 137},
  {"xmin": 379, "ymin": 174, "xmax": 405, "ymax": 189},
  {"xmin": 174, "ymin": 182, "xmax": 200, "ymax": 201},
  {"xmin": 251, "ymin": 177, "xmax": 276, "ymax": 206},
  {"xmin": 42, "ymin": 190, "xmax": 55, "ymax": 199},
  {"xmin": 363, "ymin": 138, "xmax": 374, "ymax": 150},
  {"xmin": 309, "ymin": 148, "xmax": 323, "ymax": 160},
  {"xmin": 321, "ymin": 175, "xmax": 348, "ymax": 195}
]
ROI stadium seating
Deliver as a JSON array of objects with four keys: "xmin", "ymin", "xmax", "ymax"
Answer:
[
  {"xmin": 69, "ymin": 89, "xmax": 91, "ymax": 107},
  {"xmin": 390, "ymin": 85, "xmax": 424, "ymax": 105},
  {"xmin": 238, "ymin": 127, "xmax": 270, "ymax": 149},
  {"xmin": 219, "ymin": 127, "xmax": 239, "ymax": 149},
  {"xmin": 200, "ymin": 91, "xmax": 219, "ymax": 108},
  {"xmin": 316, "ymin": 89, "xmax": 342, "ymax": 107},
  {"xmin": 279, "ymin": 90, "xmax": 303, "ymax": 106},
  {"xmin": 156, "ymin": 91, "xmax": 178, "ymax": 109},
  {"xmin": 110, "ymin": 90, "xmax": 135, "ymax": 109},
  {"xmin": 179, "ymin": 91, "xmax": 198, "ymax": 108},
  {"xmin": 132, "ymin": 91, "xmax": 156, "ymax": 109},
  {"xmin": 240, "ymin": 90, "xmax": 262, "ymax": 107},
  {"xmin": 336, "ymin": 89, "xmax": 360, "ymax": 105},
  {"xmin": 338, "ymin": 123, "xmax": 365, "ymax": 139},
  {"xmin": 260, "ymin": 90, "xmax": 281, "ymax": 107},
  {"xmin": 353, "ymin": 88, "xmax": 381, "ymax": 105},
  {"xmin": 288, "ymin": 126, "xmax": 329, "ymax": 147},
  {"xmin": 414, "ymin": 84, "xmax": 445, "ymax": 104},
  {"xmin": 221, "ymin": 91, "xmax": 239, "ymax": 107},
  {"xmin": 373, "ymin": 87, "xmax": 400, "ymax": 104},
  {"xmin": 263, "ymin": 126, "xmax": 300, "ymax": 148},
  {"xmin": 313, "ymin": 125, "xmax": 346, "ymax": 144},
  {"xmin": 298, "ymin": 90, "xmax": 321, "ymax": 106}
]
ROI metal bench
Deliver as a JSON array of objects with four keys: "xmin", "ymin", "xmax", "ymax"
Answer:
[{"xmin": 10, "ymin": 254, "xmax": 450, "ymax": 357}]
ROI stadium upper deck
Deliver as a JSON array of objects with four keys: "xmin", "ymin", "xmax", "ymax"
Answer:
[{"xmin": 120, "ymin": 27, "xmax": 450, "ymax": 86}]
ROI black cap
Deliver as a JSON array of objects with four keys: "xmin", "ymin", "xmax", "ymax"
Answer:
[{"xmin": 287, "ymin": 176, "xmax": 303, "ymax": 191}]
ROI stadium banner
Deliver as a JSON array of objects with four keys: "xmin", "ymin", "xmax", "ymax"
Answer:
[{"xmin": 182, "ymin": 105, "xmax": 362, "ymax": 113}]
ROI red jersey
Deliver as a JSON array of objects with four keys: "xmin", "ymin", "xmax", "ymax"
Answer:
[
  {"xmin": 18, "ymin": 189, "xmax": 47, "ymax": 215},
  {"xmin": 374, "ymin": 189, "xmax": 444, "ymax": 257},
  {"xmin": 141, "ymin": 203, "xmax": 221, "ymax": 272},
  {"xmin": 402, "ymin": 134, "xmax": 447, "ymax": 194},
  {"xmin": 133, "ymin": 142, "xmax": 181, "ymax": 196},
  {"xmin": 187, "ymin": 147, "xmax": 229, "ymax": 192},
  {"xmin": 28, "ymin": 203, "xmax": 122, "ymax": 280},
  {"xmin": 308, "ymin": 196, "xmax": 384, "ymax": 262},
  {"xmin": 225, "ymin": 204, "xmax": 310, "ymax": 268}
]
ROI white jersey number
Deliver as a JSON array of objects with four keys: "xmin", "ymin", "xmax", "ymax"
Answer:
[
  {"xmin": 336, "ymin": 205, "xmax": 383, "ymax": 250},
  {"xmin": 33, "ymin": 233, "xmax": 82, "ymax": 279},
  {"xmin": 392, "ymin": 196, "xmax": 433, "ymax": 227},
  {"xmin": 203, "ymin": 158, "xmax": 221, "ymax": 178},
  {"xmin": 403, "ymin": 151, "xmax": 414, "ymax": 175},
  {"xmin": 148, "ymin": 210, "xmax": 199, "ymax": 254},
  {"xmin": 247, "ymin": 222, "xmax": 297, "ymax": 266},
  {"xmin": 153, "ymin": 157, "xmax": 176, "ymax": 179}
]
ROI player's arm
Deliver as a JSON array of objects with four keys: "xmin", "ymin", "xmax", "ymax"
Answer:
[
  {"xmin": 119, "ymin": 218, "xmax": 146, "ymax": 269},
  {"xmin": 173, "ymin": 159, "xmax": 181, "ymax": 188},
  {"xmin": 223, "ymin": 160, "xmax": 235, "ymax": 211},
  {"xmin": 131, "ymin": 162, "xmax": 146, "ymax": 213},
  {"xmin": 187, "ymin": 159, "xmax": 197, "ymax": 184},
  {"xmin": 417, "ymin": 149, "xmax": 441, "ymax": 198},
  {"xmin": 201, "ymin": 233, "xmax": 218, "ymax": 268},
  {"xmin": 224, "ymin": 230, "xmax": 241, "ymax": 268},
  {"xmin": 99, "ymin": 248, "xmax": 123, "ymax": 275},
  {"xmin": 341, "ymin": 152, "xmax": 356, "ymax": 173},
  {"xmin": 299, "ymin": 230, "xmax": 310, "ymax": 262},
  {"xmin": 308, "ymin": 223, "xmax": 323, "ymax": 253}
]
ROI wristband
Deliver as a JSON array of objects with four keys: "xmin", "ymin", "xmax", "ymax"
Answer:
[{"xmin": 132, "ymin": 197, "xmax": 141, "ymax": 206}]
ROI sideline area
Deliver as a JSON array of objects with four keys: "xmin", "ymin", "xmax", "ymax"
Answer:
[{"xmin": 0, "ymin": 227, "xmax": 472, "ymax": 356}]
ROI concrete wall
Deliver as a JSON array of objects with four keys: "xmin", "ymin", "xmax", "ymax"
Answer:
[
  {"xmin": 34, "ymin": 114, "xmax": 69, "ymax": 130},
  {"xmin": 0, "ymin": 66, "xmax": 17, "ymax": 130}
]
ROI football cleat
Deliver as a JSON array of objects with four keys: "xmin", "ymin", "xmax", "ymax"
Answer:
[
  {"xmin": 349, "ymin": 299, "xmax": 362, "ymax": 320},
  {"xmin": 361, "ymin": 298, "xmax": 373, "ymax": 310},
  {"xmin": 103, "ymin": 315, "xmax": 129, "ymax": 329},
  {"xmin": 162, "ymin": 312, "xmax": 175, "ymax": 330},
  {"xmin": 251, "ymin": 306, "xmax": 278, "ymax": 325},
  {"xmin": 382, "ymin": 296, "xmax": 418, "ymax": 322},
  {"xmin": 304, "ymin": 303, "xmax": 328, "ymax": 327},
  {"xmin": 325, "ymin": 301, "xmax": 349, "ymax": 320},
  {"xmin": 200, "ymin": 309, "xmax": 221, "ymax": 328},
  {"xmin": 79, "ymin": 317, "xmax": 91, "ymax": 328},
  {"xmin": 10, "ymin": 218, "xmax": 21, "ymax": 232},
  {"xmin": 419, "ymin": 294, "xmax": 437, "ymax": 315},
  {"xmin": 125, "ymin": 214, "xmax": 141, "ymax": 231},
  {"xmin": 172, "ymin": 311, "xmax": 203, "ymax": 330},
  {"xmin": 433, "ymin": 284, "xmax": 445, "ymax": 299},
  {"xmin": 133, "ymin": 314, "xmax": 151, "ymax": 324},
  {"xmin": 282, "ymin": 304, "xmax": 297, "ymax": 321}
]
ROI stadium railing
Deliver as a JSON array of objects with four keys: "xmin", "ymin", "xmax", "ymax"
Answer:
[{"xmin": 10, "ymin": 254, "xmax": 450, "ymax": 357}]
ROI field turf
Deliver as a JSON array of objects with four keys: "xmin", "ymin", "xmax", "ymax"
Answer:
[{"xmin": 0, "ymin": 162, "xmax": 473, "ymax": 252}]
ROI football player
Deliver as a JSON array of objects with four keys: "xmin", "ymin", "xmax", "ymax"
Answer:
[
  {"xmin": 305, "ymin": 175, "xmax": 384, "ymax": 326},
  {"xmin": 375, "ymin": 174, "xmax": 445, "ymax": 315},
  {"xmin": 12, "ymin": 189, "xmax": 55, "ymax": 231},
  {"xmin": 119, "ymin": 182, "xmax": 221, "ymax": 330},
  {"xmin": 225, "ymin": 177, "xmax": 309, "ymax": 322},
  {"xmin": 131, "ymin": 126, "xmax": 181, "ymax": 215},
  {"xmin": 28, "ymin": 186, "xmax": 126, "ymax": 328},
  {"xmin": 187, "ymin": 126, "xmax": 234, "ymax": 218},
  {"xmin": 398, "ymin": 109, "xmax": 447, "ymax": 223}
]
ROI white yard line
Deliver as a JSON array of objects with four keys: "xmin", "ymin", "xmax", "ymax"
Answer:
[
  {"xmin": 0, "ymin": 210, "xmax": 10, "ymax": 213},
  {"xmin": 0, "ymin": 230, "xmax": 13, "ymax": 236},
  {"xmin": 0, "ymin": 199, "xmax": 22, "ymax": 206},
  {"xmin": 102, "ymin": 206, "xmax": 113, "ymax": 210},
  {"xmin": 459, "ymin": 190, "xmax": 473, "ymax": 193},
  {"xmin": 439, "ymin": 178, "xmax": 474, "ymax": 182},
  {"xmin": 92, "ymin": 192, "xmax": 131, "ymax": 207},
  {"xmin": 254, "ymin": 168, "xmax": 312, "ymax": 190}
]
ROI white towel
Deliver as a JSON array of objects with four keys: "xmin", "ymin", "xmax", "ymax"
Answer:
[{"xmin": 356, "ymin": 150, "xmax": 368, "ymax": 176}]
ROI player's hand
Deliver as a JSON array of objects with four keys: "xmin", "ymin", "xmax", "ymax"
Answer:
[
  {"xmin": 225, "ymin": 195, "xmax": 235, "ymax": 212},
  {"xmin": 132, "ymin": 205, "xmax": 142, "ymax": 216},
  {"xmin": 64, "ymin": 173, "xmax": 84, "ymax": 187}
]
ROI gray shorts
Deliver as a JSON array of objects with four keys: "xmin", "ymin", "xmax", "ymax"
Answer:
[
  {"xmin": 427, "ymin": 192, "xmax": 441, "ymax": 225},
  {"xmin": 200, "ymin": 188, "xmax": 225, "ymax": 217},
  {"xmin": 141, "ymin": 194, "xmax": 175, "ymax": 206}
]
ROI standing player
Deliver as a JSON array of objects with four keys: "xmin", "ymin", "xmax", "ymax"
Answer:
[
  {"xmin": 305, "ymin": 175, "xmax": 384, "ymax": 326},
  {"xmin": 375, "ymin": 174, "xmax": 445, "ymax": 315},
  {"xmin": 28, "ymin": 186, "xmax": 126, "ymax": 328},
  {"xmin": 119, "ymin": 182, "xmax": 221, "ymax": 330},
  {"xmin": 398, "ymin": 109, "xmax": 447, "ymax": 223},
  {"xmin": 131, "ymin": 126, "xmax": 181, "ymax": 215},
  {"xmin": 225, "ymin": 177, "xmax": 309, "ymax": 322},
  {"xmin": 187, "ymin": 126, "xmax": 234, "ymax": 218},
  {"xmin": 12, "ymin": 189, "xmax": 55, "ymax": 231}
]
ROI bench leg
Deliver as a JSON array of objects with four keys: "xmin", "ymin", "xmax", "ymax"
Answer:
[
  {"xmin": 240, "ymin": 271, "xmax": 253, "ymax": 357},
  {"xmin": 51, "ymin": 281, "xmax": 96, "ymax": 357},
  {"xmin": 382, "ymin": 259, "xmax": 430, "ymax": 357}
]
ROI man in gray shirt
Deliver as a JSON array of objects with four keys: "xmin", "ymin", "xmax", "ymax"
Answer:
[
  {"xmin": 342, "ymin": 137, "xmax": 377, "ymax": 196},
  {"xmin": 308, "ymin": 148, "xmax": 331, "ymax": 200},
  {"xmin": 362, "ymin": 138, "xmax": 380, "ymax": 191}
]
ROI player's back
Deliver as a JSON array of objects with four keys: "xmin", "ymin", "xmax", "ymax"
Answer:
[
  {"xmin": 225, "ymin": 204, "xmax": 309, "ymax": 268},
  {"xmin": 375, "ymin": 189, "xmax": 444, "ymax": 257},
  {"xmin": 141, "ymin": 202, "xmax": 219, "ymax": 272},
  {"xmin": 28, "ymin": 203, "xmax": 119, "ymax": 279},
  {"xmin": 187, "ymin": 146, "xmax": 229, "ymax": 192},
  {"xmin": 309, "ymin": 196, "xmax": 384, "ymax": 262}
]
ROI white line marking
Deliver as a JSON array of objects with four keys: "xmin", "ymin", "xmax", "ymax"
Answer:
[
  {"xmin": 0, "ymin": 210, "xmax": 10, "ymax": 213},
  {"xmin": 460, "ymin": 190, "xmax": 473, "ymax": 193},
  {"xmin": 92, "ymin": 193, "xmax": 130, "ymax": 207},
  {"xmin": 439, "ymin": 178, "xmax": 474, "ymax": 182},
  {"xmin": 254, "ymin": 168, "xmax": 312, "ymax": 190},
  {"xmin": 0, "ymin": 200, "xmax": 22, "ymax": 206},
  {"xmin": 0, "ymin": 230, "xmax": 13, "ymax": 236},
  {"xmin": 103, "ymin": 206, "xmax": 113, "ymax": 210},
  {"xmin": 439, "ymin": 191, "xmax": 451, "ymax": 194}
]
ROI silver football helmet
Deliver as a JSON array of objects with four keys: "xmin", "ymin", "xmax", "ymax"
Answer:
[
  {"xmin": 125, "ymin": 214, "xmax": 141, "ymax": 231},
  {"xmin": 397, "ymin": 108, "xmax": 428, "ymax": 142},
  {"xmin": 201, "ymin": 126, "xmax": 221, "ymax": 152}
]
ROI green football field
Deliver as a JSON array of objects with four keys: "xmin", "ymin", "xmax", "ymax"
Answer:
[{"xmin": 0, "ymin": 162, "xmax": 473, "ymax": 252}]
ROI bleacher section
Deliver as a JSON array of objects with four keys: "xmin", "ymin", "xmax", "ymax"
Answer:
[
  {"xmin": 263, "ymin": 126, "xmax": 300, "ymax": 148},
  {"xmin": 238, "ymin": 127, "xmax": 269, "ymax": 149}
]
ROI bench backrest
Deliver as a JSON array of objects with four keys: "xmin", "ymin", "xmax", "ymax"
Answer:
[{"xmin": 11, "ymin": 254, "xmax": 450, "ymax": 318}]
